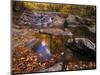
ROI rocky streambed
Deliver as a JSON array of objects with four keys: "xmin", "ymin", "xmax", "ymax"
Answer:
[{"xmin": 12, "ymin": 11, "xmax": 96, "ymax": 74}]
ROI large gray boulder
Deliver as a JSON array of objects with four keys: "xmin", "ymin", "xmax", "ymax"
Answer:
[
  {"xmin": 67, "ymin": 38, "xmax": 96, "ymax": 51},
  {"xmin": 66, "ymin": 15, "xmax": 79, "ymax": 25},
  {"xmin": 40, "ymin": 28, "xmax": 73, "ymax": 36},
  {"xmin": 66, "ymin": 38, "xmax": 96, "ymax": 61},
  {"xmin": 76, "ymin": 38, "xmax": 95, "ymax": 50}
]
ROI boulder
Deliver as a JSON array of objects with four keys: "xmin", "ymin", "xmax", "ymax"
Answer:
[
  {"xmin": 66, "ymin": 15, "xmax": 79, "ymax": 25},
  {"xmin": 88, "ymin": 25, "xmax": 96, "ymax": 33},
  {"xmin": 53, "ymin": 15, "xmax": 65, "ymax": 27},
  {"xmin": 67, "ymin": 38, "xmax": 96, "ymax": 51},
  {"xmin": 75, "ymin": 38, "xmax": 95, "ymax": 50},
  {"xmin": 66, "ymin": 38, "xmax": 96, "ymax": 61},
  {"xmin": 40, "ymin": 28, "xmax": 73, "ymax": 36}
]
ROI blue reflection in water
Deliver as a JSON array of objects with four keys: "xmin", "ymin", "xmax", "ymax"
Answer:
[{"xmin": 35, "ymin": 41, "xmax": 52, "ymax": 61}]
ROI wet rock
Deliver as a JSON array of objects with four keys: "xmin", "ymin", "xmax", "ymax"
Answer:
[
  {"xmin": 75, "ymin": 15, "xmax": 94, "ymax": 26},
  {"xmin": 66, "ymin": 15, "xmax": 80, "ymax": 25},
  {"xmin": 66, "ymin": 38, "xmax": 96, "ymax": 61},
  {"xmin": 82, "ymin": 18, "xmax": 92, "ymax": 26},
  {"xmin": 53, "ymin": 15, "xmax": 65, "ymax": 27},
  {"xmin": 65, "ymin": 15, "xmax": 94, "ymax": 27},
  {"xmin": 75, "ymin": 38, "xmax": 95, "ymax": 50},
  {"xmin": 40, "ymin": 28, "xmax": 73, "ymax": 36},
  {"xmin": 67, "ymin": 38, "xmax": 96, "ymax": 51},
  {"xmin": 88, "ymin": 25, "xmax": 96, "ymax": 33}
]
